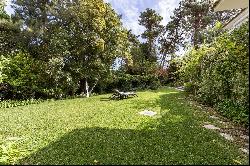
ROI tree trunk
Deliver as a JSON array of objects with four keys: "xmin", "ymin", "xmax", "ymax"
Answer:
[
  {"xmin": 85, "ymin": 78, "xmax": 89, "ymax": 98},
  {"xmin": 85, "ymin": 78, "xmax": 99, "ymax": 98},
  {"xmin": 193, "ymin": 31, "xmax": 199, "ymax": 50},
  {"xmin": 161, "ymin": 53, "xmax": 167, "ymax": 68}
]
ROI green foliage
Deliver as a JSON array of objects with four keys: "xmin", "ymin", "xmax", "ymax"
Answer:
[
  {"xmin": 96, "ymin": 73, "xmax": 161, "ymax": 93},
  {"xmin": 183, "ymin": 82, "xmax": 195, "ymax": 93},
  {"xmin": 1, "ymin": 52, "xmax": 78, "ymax": 99},
  {"xmin": 1, "ymin": 52, "xmax": 42, "ymax": 99},
  {"xmin": 0, "ymin": 10, "xmax": 21, "ymax": 55},
  {"xmin": 2, "ymin": 52, "xmax": 39, "ymax": 87},
  {"xmin": 138, "ymin": 8, "xmax": 163, "ymax": 65},
  {"xmin": 124, "ymin": 30, "xmax": 159, "ymax": 75},
  {"xmin": 139, "ymin": 8, "xmax": 163, "ymax": 45},
  {"xmin": 179, "ymin": 45, "xmax": 212, "ymax": 95},
  {"xmin": 216, "ymin": 99, "xmax": 248, "ymax": 126},
  {"xmin": 158, "ymin": 6, "xmax": 184, "ymax": 68},
  {"xmin": 59, "ymin": 0, "xmax": 131, "ymax": 80},
  {"xmin": 179, "ymin": 21, "xmax": 249, "ymax": 125},
  {"xmin": 166, "ymin": 58, "xmax": 181, "ymax": 83},
  {"xmin": 164, "ymin": 0, "xmax": 240, "ymax": 50},
  {"xmin": 0, "ymin": 55, "xmax": 8, "ymax": 83},
  {"xmin": 156, "ymin": 58, "xmax": 182, "ymax": 86},
  {"xmin": 198, "ymin": 22, "xmax": 249, "ymax": 107},
  {"xmin": 157, "ymin": 0, "xmax": 238, "ymax": 79},
  {"xmin": 0, "ymin": 1, "xmax": 9, "ymax": 20},
  {"xmin": 201, "ymin": 21, "xmax": 225, "ymax": 44},
  {"xmin": 0, "ymin": 0, "xmax": 134, "ymax": 99}
]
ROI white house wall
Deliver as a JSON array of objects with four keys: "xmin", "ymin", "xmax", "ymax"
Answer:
[
  {"xmin": 214, "ymin": 0, "xmax": 249, "ymax": 11},
  {"xmin": 224, "ymin": 7, "xmax": 249, "ymax": 31}
]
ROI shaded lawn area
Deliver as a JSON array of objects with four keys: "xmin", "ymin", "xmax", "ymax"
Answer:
[{"xmin": 0, "ymin": 87, "xmax": 248, "ymax": 165}]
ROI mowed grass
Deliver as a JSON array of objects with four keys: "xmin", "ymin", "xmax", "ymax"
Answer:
[{"xmin": 0, "ymin": 87, "xmax": 248, "ymax": 165}]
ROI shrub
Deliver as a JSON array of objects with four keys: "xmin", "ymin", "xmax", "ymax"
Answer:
[
  {"xmin": 95, "ymin": 73, "xmax": 161, "ymax": 93},
  {"xmin": 1, "ymin": 52, "xmax": 79, "ymax": 100},
  {"xmin": 0, "ymin": 82, "xmax": 13, "ymax": 100},
  {"xmin": 216, "ymin": 99, "xmax": 248, "ymax": 126},
  {"xmin": 179, "ymin": 21, "xmax": 249, "ymax": 126},
  {"xmin": 183, "ymin": 82, "xmax": 196, "ymax": 94}
]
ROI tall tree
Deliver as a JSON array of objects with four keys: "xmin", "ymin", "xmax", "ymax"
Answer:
[
  {"xmin": 166, "ymin": 0, "xmax": 240, "ymax": 50},
  {"xmin": 0, "ymin": 1, "xmax": 21, "ymax": 55},
  {"xmin": 12, "ymin": 0, "xmax": 58, "ymax": 60},
  {"xmin": 10, "ymin": 0, "xmax": 131, "ymax": 98},
  {"xmin": 0, "ymin": 1, "xmax": 8, "ymax": 18},
  {"xmin": 158, "ymin": 5, "xmax": 184, "ymax": 68},
  {"xmin": 54, "ymin": 0, "xmax": 131, "ymax": 97},
  {"xmin": 138, "ymin": 8, "xmax": 163, "ymax": 63},
  {"xmin": 121, "ymin": 29, "xmax": 143, "ymax": 75}
]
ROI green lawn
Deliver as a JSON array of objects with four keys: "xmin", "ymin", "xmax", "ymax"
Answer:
[{"xmin": 0, "ymin": 87, "xmax": 247, "ymax": 165}]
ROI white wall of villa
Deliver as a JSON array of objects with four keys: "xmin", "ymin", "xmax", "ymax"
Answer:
[{"xmin": 213, "ymin": 0, "xmax": 249, "ymax": 31}]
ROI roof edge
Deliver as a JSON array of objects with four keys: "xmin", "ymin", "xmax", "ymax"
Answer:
[{"xmin": 222, "ymin": 8, "xmax": 248, "ymax": 28}]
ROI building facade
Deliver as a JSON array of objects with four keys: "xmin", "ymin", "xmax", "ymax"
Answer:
[{"xmin": 213, "ymin": 0, "xmax": 249, "ymax": 31}]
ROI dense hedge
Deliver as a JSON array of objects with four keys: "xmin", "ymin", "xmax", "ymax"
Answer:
[
  {"xmin": 1, "ymin": 53, "xmax": 161, "ymax": 100},
  {"xmin": 180, "ymin": 22, "xmax": 249, "ymax": 126},
  {"xmin": 94, "ymin": 73, "xmax": 161, "ymax": 93}
]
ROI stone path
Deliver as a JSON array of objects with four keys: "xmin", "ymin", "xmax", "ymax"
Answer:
[
  {"xmin": 209, "ymin": 115, "xmax": 219, "ymax": 119},
  {"xmin": 203, "ymin": 124, "xmax": 220, "ymax": 130},
  {"xmin": 139, "ymin": 110, "xmax": 157, "ymax": 117},
  {"xmin": 198, "ymin": 108, "xmax": 249, "ymax": 155},
  {"xmin": 166, "ymin": 91, "xmax": 248, "ymax": 156},
  {"xmin": 202, "ymin": 114, "xmax": 249, "ymax": 156},
  {"xmin": 219, "ymin": 133, "xmax": 234, "ymax": 141},
  {"xmin": 239, "ymin": 148, "xmax": 249, "ymax": 154}
]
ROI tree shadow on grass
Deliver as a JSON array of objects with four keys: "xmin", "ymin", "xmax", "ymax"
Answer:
[
  {"xmin": 18, "ymin": 91, "xmax": 245, "ymax": 165},
  {"xmin": 18, "ymin": 127, "xmax": 243, "ymax": 165}
]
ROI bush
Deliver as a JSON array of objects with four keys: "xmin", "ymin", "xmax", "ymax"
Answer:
[
  {"xmin": 0, "ymin": 82, "xmax": 13, "ymax": 100},
  {"xmin": 216, "ymin": 99, "xmax": 248, "ymax": 126},
  {"xmin": 1, "ymin": 52, "xmax": 44, "ymax": 99},
  {"xmin": 1, "ymin": 52, "xmax": 79, "ymax": 100},
  {"xmin": 95, "ymin": 73, "xmax": 161, "ymax": 93},
  {"xmin": 183, "ymin": 82, "xmax": 196, "ymax": 94},
  {"xmin": 179, "ymin": 21, "xmax": 249, "ymax": 126}
]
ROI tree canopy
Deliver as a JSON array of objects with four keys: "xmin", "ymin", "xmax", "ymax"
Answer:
[{"xmin": 0, "ymin": 0, "xmax": 242, "ymax": 99}]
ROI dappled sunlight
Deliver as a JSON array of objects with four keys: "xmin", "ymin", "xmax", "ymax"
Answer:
[
  {"xmin": 1, "ymin": 88, "xmax": 247, "ymax": 165},
  {"xmin": 1, "ymin": 0, "xmax": 248, "ymax": 162}
]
